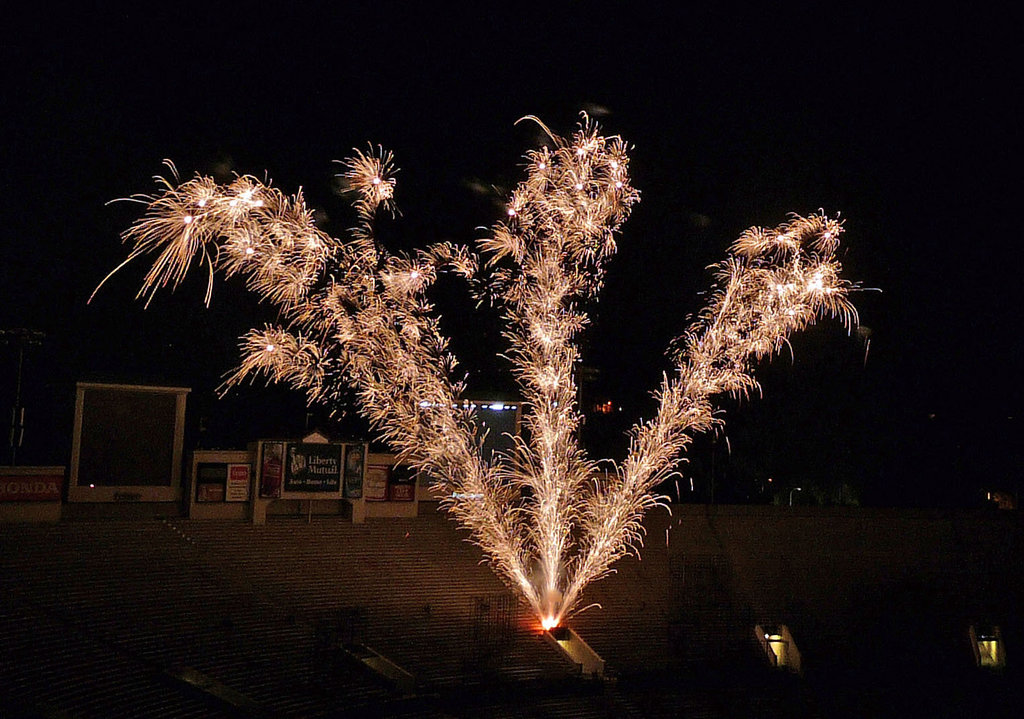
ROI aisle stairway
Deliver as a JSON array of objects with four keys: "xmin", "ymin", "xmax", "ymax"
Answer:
[{"xmin": 0, "ymin": 514, "xmax": 571, "ymax": 717}]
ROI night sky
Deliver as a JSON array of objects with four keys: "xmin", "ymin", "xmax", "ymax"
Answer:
[{"xmin": 1, "ymin": 6, "xmax": 1018, "ymax": 506}]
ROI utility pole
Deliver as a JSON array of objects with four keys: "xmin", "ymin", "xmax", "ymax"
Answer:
[{"xmin": 1, "ymin": 329, "xmax": 45, "ymax": 465}]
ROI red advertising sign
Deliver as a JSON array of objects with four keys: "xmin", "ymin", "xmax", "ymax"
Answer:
[
  {"xmin": 226, "ymin": 464, "xmax": 251, "ymax": 502},
  {"xmin": 0, "ymin": 472, "xmax": 64, "ymax": 501},
  {"xmin": 388, "ymin": 464, "xmax": 416, "ymax": 502},
  {"xmin": 388, "ymin": 482, "xmax": 415, "ymax": 502},
  {"xmin": 260, "ymin": 442, "xmax": 284, "ymax": 498}
]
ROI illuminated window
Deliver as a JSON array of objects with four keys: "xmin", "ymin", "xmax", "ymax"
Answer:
[
  {"xmin": 984, "ymin": 491, "xmax": 1016, "ymax": 510},
  {"xmin": 755, "ymin": 623, "xmax": 802, "ymax": 674},
  {"xmin": 970, "ymin": 625, "xmax": 1006, "ymax": 668},
  {"xmin": 592, "ymin": 400, "xmax": 615, "ymax": 415}
]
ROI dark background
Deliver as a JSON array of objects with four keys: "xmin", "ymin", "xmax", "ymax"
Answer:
[{"xmin": 1, "ymin": 5, "xmax": 1019, "ymax": 507}]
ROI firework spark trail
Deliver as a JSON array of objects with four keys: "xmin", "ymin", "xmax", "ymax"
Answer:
[
  {"xmin": 105, "ymin": 117, "xmax": 856, "ymax": 625},
  {"xmin": 556, "ymin": 216, "xmax": 856, "ymax": 622},
  {"xmin": 487, "ymin": 118, "xmax": 638, "ymax": 620}
]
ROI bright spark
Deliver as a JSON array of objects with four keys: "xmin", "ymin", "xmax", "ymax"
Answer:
[{"xmin": 105, "ymin": 115, "xmax": 858, "ymax": 626}]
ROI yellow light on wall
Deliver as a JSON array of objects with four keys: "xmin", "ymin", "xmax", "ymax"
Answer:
[
  {"xmin": 756, "ymin": 624, "xmax": 802, "ymax": 674},
  {"xmin": 970, "ymin": 625, "xmax": 1006, "ymax": 668}
]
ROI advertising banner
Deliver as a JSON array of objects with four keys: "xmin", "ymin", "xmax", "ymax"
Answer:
[
  {"xmin": 196, "ymin": 483, "xmax": 224, "ymax": 502},
  {"xmin": 260, "ymin": 442, "xmax": 284, "ymax": 498},
  {"xmin": 364, "ymin": 465, "xmax": 389, "ymax": 501},
  {"xmin": 225, "ymin": 464, "xmax": 251, "ymax": 502},
  {"xmin": 284, "ymin": 443, "xmax": 343, "ymax": 495},
  {"xmin": 343, "ymin": 444, "xmax": 365, "ymax": 499},
  {"xmin": 0, "ymin": 471, "xmax": 63, "ymax": 502},
  {"xmin": 195, "ymin": 462, "xmax": 226, "ymax": 502},
  {"xmin": 388, "ymin": 465, "xmax": 416, "ymax": 502}
]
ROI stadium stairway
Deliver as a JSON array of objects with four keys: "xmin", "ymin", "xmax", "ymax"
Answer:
[{"xmin": 0, "ymin": 513, "xmax": 575, "ymax": 717}]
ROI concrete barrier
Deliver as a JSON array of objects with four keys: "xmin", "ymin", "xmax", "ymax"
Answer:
[{"xmin": 544, "ymin": 626, "xmax": 605, "ymax": 678}]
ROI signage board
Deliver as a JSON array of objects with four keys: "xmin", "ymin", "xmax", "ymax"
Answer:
[
  {"xmin": 0, "ymin": 471, "xmax": 63, "ymax": 502},
  {"xmin": 388, "ymin": 465, "xmax": 416, "ymax": 502},
  {"xmin": 68, "ymin": 383, "xmax": 188, "ymax": 502},
  {"xmin": 259, "ymin": 441, "xmax": 284, "ymax": 498},
  {"xmin": 195, "ymin": 462, "xmax": 226, "ymax": 503},
  {"xmin": 364, "ymin": 465, "xmax": 389, "ymax": 501},
  {"xmin": 226, "ymin": 464, "xmax": 251, "ymax": 502},
  {"xmin": 283, "ymin": 442, "xmax": 343, "ymax": 498},
  {"xmin": 196, "ymin": 483, "xmax": 224, "ymax": 502},
  {"xmin": 344, "ymin": 444, "xmax": 365, "ymax": 499}
]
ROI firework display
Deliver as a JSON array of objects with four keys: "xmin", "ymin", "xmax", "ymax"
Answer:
[{"xmin": 104, "ymin": 117, "xmax": 856, "ymax": 627}]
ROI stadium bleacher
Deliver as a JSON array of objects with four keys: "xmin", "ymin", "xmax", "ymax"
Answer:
[{"xmin": 1, "ymin": 505, "xmax": 1021, "ymax": 717}]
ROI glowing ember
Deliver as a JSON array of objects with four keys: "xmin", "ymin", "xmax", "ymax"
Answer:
[{"xmin": 101, "ymin": 115, "xmax": 858, "ymax": 625}]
